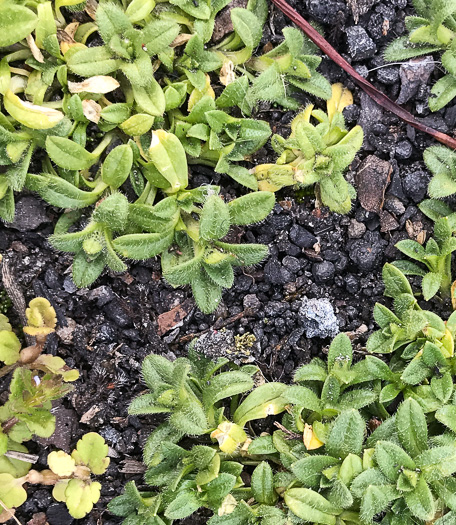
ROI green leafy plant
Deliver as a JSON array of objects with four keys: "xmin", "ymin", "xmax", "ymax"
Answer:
[
  {"xmin": 109, "ymin": 260, "xmax": 456, "ymax": 524},
  {"xmin": 252, "ymin": 83, "xmax": 363, "ymax": 213},
  {"xmin": 392, "ymin": 216, "xmax": 456, "ymax": 300},
  {"xmin": 0, "ymin": 0, "xmax": 342, "ymax": 312},
  {"xmin": 45, "ymin": 129, "xmax": 274, "ymax": 312},
  {"xmin": 0, "ymin": 432, "xmax": 109, "ymax": 520},
  {"xmin": 109, "ymin": 343, "xmax": 456, "ymax": 524},
  {"xmin": 384, "ymin": 0, "xmax": 456, "ymax": 111},
  {"xmin": 0, "ymin": 297, "xmax": 82, "ymax": 520}
]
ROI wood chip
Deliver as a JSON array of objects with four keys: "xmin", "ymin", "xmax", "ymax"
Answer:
[
  {"xmin": 355, "ymin": 155, "xmax": 392, "ymax": 213},
  {"xmin": 157, "ymin": 299, "xmax": 194, "ymax": 336}
]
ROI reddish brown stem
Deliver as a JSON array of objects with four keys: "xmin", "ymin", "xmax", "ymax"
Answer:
[{"xmin": 271, "ymin": 0, "xmax": 456, "ymax": 150}]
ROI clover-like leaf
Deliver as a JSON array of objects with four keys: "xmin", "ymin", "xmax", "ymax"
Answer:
[
  {"xmin": 0, "ymin": 473, "xmax": 27, "ymax": 508},
  {"xmin": 48, "ymin": 451, "xmax": 76, "ymax": 477},
  {"xmin": 64, "ymin": 479, "xmax": 101, "ymax": 519},
  {"xmin": 23, "ymin": 298, "xmax": 57, "ymax": 337},
  {"xmin": 71, "ymin": 433, "xmax": 110, "ymax": 475}
]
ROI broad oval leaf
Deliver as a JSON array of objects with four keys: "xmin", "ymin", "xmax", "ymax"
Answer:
[
  {"xmin": 0, "ymin": 5, "xmax": 37, "ymax": 47},
  {"xmin": 45, "ymin": 136, "xmax": 97, "ymax": 170},
  {"xmin": 200, "ymin": 195, "xmax": 231, "ymax": 240},
  {"xmin": 284, "ymin": 488, "xmax": 338, "ymax": 525},
  {"xmin": 102, "ymin": 144, "xmax": 133, "ymax": 189},
  {"xmin": 4, "ymin": 91, "xmax": 64, "ymax": 130},
  {"xmin": 396, "ymin": 398, "xmax": 428, "ymax": 457}
]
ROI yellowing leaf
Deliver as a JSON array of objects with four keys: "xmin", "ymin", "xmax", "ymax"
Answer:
[
  {"xmin": 3, "ymin": 91, "xmax": 64, "ymax": 130},
  {"xmin": 64, "ymin": 479, "xmax": 100, "ymax": 519},
  {"xmin": 303, "ymin": 423, "xmax": 324, "ymax": 450},
  {"xmin": 119, "ymin": 114, "xmax": 155, "ymax": 136},
  {"xmin": 52, "ymin": 479, "xmax": 70, "ymax": 502},
  {"xmin": 210, "ymin": 421, "xmax": 247, "ymax": 454},
  {"xmin": 188, "ymin": 74, "xmax": 215, "ymax": 111},
  {"xmin": 327, "ymin": 83, "xmax": 353, "ymax": 122},
  {"xmin": 35, "ymin": 355, "xmax": 79, "ymax": 382},
  {"xmin": 68, "ymin": 76, "xmax": 120, "ymax": 94},
  {"xmin": 48, "ymin": 451, "xmax": 76, "ymax": 477},
  {"xmin": 0, "ymin": 314, "xmax": 11, "ymax": 332},
  {"xmin": 23, "ymin": 297, "xmax": 57, "ymax": 337}
]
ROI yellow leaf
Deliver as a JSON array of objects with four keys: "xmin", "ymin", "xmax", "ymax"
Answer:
[
  {"xmin": 48, "ymin": 451, "xmax": 76, "ymax": 477},
  {"xmin": 303, "ymin": 424, "xmax": 324, "ymax": 450},
  {"xmin": 23, "ymin": 297, "xmax": 56, "ymax": 337},
  {"xmin": 327, "ymin": 83, "xmax": 353, "ymax": 122},
  {"xmin": 3, "ymin": 91, "xmax": 64, "ymax": 130}
]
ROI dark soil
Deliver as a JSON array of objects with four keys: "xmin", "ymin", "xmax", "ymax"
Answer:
[{"xmin": 1, "ymin": 0, "xmax": 455, "ymax": 523}]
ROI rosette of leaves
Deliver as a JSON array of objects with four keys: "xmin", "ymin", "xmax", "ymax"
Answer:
[
  {"xmin": 365, "ymin": 264, "xmax": 456, "ymax": 411},
  {"xmin": 45, "ymin": 130, "xmax": 274, "ymax": 312},
  {"xmin": 392, "ymin": 215, "xmax": 456, "ymax": 300},
  {"xmin": 0, "ymin": 432, "xmax": 109, "ymax": 520},
  {"xmin": 109, "ymin": 348, "xmax": 289, "ymax": 522},
  {"xmin": 283, "ymin": 334, "xmax": 383, "ymax": 451},
  {"xmin": 128, "ymin": 347, "xmax": 287, "ymax": 443},
  {"xmin": 367, "ymin": 264, "xmax": 454, "ymax": 354},
  {"xmin": 170, "ymin": 96, "xmax": 272, "ymax": 190},
  {"xmin": 253, "ymin": 83, "xmax": 363, "ymax": 214},
  {"xmin": 384, "ymin": 0, "xmax": 456, "ymax": 111}
]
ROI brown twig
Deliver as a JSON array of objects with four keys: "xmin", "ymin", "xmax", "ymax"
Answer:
[
  {"xmin": 0, "ymin": 499, "xmax": 22, "ymax": 525},
  {"xmin": 4, "ymin": 450, "xmax": 39, "ymax": 464},
  {"xmin": 274, "ymin": 421, "xmax": 301, "ymax": 440},
  {"xmin": 0, "ymin": 256, "xmax": 33, "ymax": 346},
  {"xmin": 270, "ymin": 0, "xmax": 456, "ymax": 150}
]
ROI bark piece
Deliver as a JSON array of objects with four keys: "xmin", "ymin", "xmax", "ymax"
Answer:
[{"xmin": 355, "ymin": 155, "xmax": 392, "ymax": 213}]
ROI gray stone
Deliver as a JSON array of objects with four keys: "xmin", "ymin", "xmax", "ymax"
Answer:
[
  {"xmin": 346, "ymin": 26, "xmax": 376, "ymax": 61},
  {"xmin": 9, "ymin": 196, "xmax": 50, "ymax": 231},
  {"xmin": 312, "ymin": 261, "xmax": 335, "ymax": 284},
  {"xmin": 299, "ymin": 298, "xmax": 339, "ymax": 339},
  {"xmin": 243, "ymin": 294, "xmax": 261, "ymax": 310},
  {"xmin": 348, "ymin": 219, "xmax": 366, "ymax": 239},
  {"xmin": 289, "ymin": 224, "xmax": 317, "ymax": 248}
]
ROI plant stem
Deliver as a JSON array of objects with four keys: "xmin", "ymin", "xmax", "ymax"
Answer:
[
  {"xmin": 438, "ymin": 254, "xmax": 452, "ymax": 297},
  {"xmin": 270, "ymin": 0, "xmax": 456, "ymax": 151},
  {"xmin": 91, "ymin": 132, "xmax": 115, "ymax": 157}
]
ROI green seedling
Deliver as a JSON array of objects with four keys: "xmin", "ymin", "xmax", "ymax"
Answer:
[
  {"xmin": 109, "ymin": 314, "xmax": 456, "ymax": 525},
  {"xmin": 47, "ymin": 129, "xmax": 274, "ymax": 312},
  {"xmin": 0, "ymin": 297, "xmax": 81, "ymax": 521},
  {"xmin": 253, "ymin": 83, "xmax": 363, "ymax": 213},
  {"xmin": 284, "ymin": 333, "xmax": 384, "ymax": 449},
  {"xmin": 385, "ymin": 0, "xmax": 456, "ymax": 111},
  {"xmin": 0, "ymin": 432, "xmax": 109, "ymax": 520}
]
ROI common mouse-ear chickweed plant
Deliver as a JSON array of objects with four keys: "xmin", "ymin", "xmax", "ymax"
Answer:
[
  {"xmin": 0, "ymin": 0, "xmax": 350, "ymax": 313},
  {"xmin": 110, "ymin": 310, "xmax": 456, "ymax": 524},
  {"xmin": 0, "ymin": 297, "xmax": 108, "ymax": 520}
]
